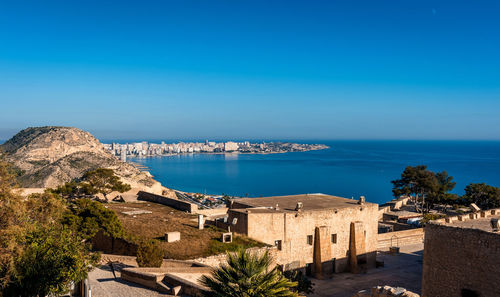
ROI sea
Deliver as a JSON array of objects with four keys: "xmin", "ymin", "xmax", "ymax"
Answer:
[{"xmin": 128, "ymin": 140, "xmax": 500, "ymax": 205}]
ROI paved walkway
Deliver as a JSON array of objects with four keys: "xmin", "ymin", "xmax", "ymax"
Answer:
[
  {"xmin": 88, "ymin": 264, "xmax": 172, "ymax": 297},
  {"xmin": 309, "ymin": 243, "xmax": 423, "ymax": 297}
]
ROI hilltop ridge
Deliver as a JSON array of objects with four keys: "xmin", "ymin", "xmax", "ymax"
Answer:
[{"xmin": 0, "ymin": 126, "xmax": 163, "ymax": 193}]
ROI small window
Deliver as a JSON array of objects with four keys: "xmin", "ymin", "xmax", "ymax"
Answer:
[
  {"xmin": 307, "ymin": 235, "xmax": 313, "ymax": 245},
  {"xmin": 364, "ymin": 231, "xmax": 367, "ymax": 238},
  {"xmin": 331, "ymin": 234, "xmax": 337, "ymax": 244},
  {"xmin": 275, "ymin": 240, "xmax": 282, "ymax": 250}
]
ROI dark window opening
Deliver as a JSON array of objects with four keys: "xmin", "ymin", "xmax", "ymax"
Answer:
[
  {"xmin": 461, "ymin": 289, "xmax": 480, "ymax": 297},
  {"xmin": 305, "ymin": 263, "xmax": 312, "ymax": 276},
  {"xmin": 307, "ymin": 235, "xmax": 313, "ymax": 245},
  {"xmin": 331, "ymin": 234, "xmax": 337, "ymax": 243},
  {"xmin": 275, "ymin": 240, "xmax": 282, "ymax": 250}
]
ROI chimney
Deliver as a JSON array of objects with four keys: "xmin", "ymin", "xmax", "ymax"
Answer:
[
  {"xmin": 491, "ymin": 218, "xmax": 499, "ymax": 232},
  {"xmin": 358, "ymin": 196, "xmax": 366, "ymax": 205},
  {"xmin": 295, "ymin": 202, "xmax": 303, "ymax": 211}
]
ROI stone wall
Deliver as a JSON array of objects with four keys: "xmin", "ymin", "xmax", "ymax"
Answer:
[
  {"xmin": 195, "ymin": 207, "xmax": 228, "ymax": 216},
  {"xmin": 377, "ymin": 228, "xmax": 424, "ymax": 250},
  {"xmin": 422, "ymin": 222, "xmax": 500, "ymax": 297},
  {"xmin": 191, "ymin": 246, "xmax": 278, "ymax": 268},
  {"xmin": 138, "ymin": 191, "xmax": 198, "ymax": 213}
]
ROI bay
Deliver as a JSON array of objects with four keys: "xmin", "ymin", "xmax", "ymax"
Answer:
[{"xmin": 130, "ymin": 140, "xmax": 500, "ymax": 205}]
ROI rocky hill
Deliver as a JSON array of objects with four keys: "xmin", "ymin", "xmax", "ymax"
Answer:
[{"xmin": 1, "ymin": 126, "xmax": 163, "ymax": 193}]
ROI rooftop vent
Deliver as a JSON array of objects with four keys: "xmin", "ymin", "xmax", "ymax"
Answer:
[
  {"xmin": 491, "ymin": 218, "xmax": 499, "ymax": 232},
  {"xmin": 295, "ymin": 202, "xmax": 303, "ymax": 211},
  {"xmin": 358, "ymin": 196, "xmax": 366, "ymax": 205}
]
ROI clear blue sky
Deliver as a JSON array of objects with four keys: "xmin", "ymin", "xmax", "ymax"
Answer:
[{"xmin": 0, "ymin": 0, "xmax": 499, "ymax": 141}]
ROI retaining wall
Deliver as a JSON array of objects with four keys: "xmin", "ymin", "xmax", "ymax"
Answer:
[
  {"xmin": 191, "ymin": 246, "xmax": 277, "ymax": 267},
  {"xmin": 138, "ymin": 191, "xmax": 198, "ymax": 213},
  {"xmin": 377, "ymin": 228, "xmax": 424, "ymax": 250}
]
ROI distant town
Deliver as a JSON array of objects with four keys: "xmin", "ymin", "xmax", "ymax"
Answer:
[{"xmin": 103, "ymin": 140, "xmax": 329, "ymax": 160}]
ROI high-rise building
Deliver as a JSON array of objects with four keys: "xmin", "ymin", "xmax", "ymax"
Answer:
[{"xmin": 121, "ymin": 149, "xmax": 127, "ymax": 162}]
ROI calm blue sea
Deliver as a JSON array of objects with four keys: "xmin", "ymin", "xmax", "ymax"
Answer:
[{"xmin": 128, "ymin": 141, "xmax": 499, "ymax": 205}]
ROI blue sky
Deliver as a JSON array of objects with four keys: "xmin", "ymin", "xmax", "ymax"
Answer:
[{"xmin": 0, "ymin": 0, "xmax": 499, "ymax": 140}]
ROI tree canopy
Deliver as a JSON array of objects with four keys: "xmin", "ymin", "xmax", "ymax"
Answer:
[
  {"xmin": 391, "ymin": 165, "xmax": 456, "ymax": 212},
  {"xmin": 62, "ymin": 198, "xmax": 125, "ymax": 240},
  {"xmin": 51, "ymin": 168, "xmax": 131, "ymax": 199},
  {"xmin": 0, "ymin": 156, "xmax": 100, "ymax": 296},
  {"xmin": 200, "ymin": 249, "xmax": 298, "ymax": 297},
  {"xmin": 81, "ymin": 168, "xmax": 131, "ymax": 196},
  {"xmin": 3, "ymin": 226, "xmax": 98, "ymax": 297},
  {"xmin": 462, "ymin": 183, "xmax": 500, "ymax": 209}
]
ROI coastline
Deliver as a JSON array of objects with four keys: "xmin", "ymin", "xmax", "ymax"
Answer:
[{"xmin": 128, "ymin": 146, "xmax": 330, "ymax": 158}]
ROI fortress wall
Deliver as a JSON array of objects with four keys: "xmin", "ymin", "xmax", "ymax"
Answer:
[{"xmin": 422, "ymin": 223, "xmax": 500, "ymax": 297}]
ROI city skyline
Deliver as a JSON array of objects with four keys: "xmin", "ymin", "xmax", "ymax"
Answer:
[{"xmin": 1, "ymin": 0, "xmax": 499, "ymax": 140}]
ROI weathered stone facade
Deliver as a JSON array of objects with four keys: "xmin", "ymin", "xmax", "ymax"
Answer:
[
  {"xmin": 422, "ymin": 210, "xmax": 500, "ymax": 297},
  {"xmin": 227, "ymin": 194, "xmax": 379, "ymax": 277}
]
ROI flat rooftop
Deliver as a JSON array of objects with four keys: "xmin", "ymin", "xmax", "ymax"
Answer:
[
  {"xmin": 231, "ymin": 194, "xmax": 376, "ymax": 213},
  {"xmin": 446, "ymin": 214, "xmax": 500, "ymax": 233},
  {"xmin": 385, "ymin": 210, "xmax": 422, "ymax": 219}
]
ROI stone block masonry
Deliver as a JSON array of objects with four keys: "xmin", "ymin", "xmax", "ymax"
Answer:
[
  {"xmin": 165, "ymin": 232, "xmax": 181, "ymax": 243},
  {"xmin": 422, "ymin": 212, "xmax": 500, "ymax": 297}
]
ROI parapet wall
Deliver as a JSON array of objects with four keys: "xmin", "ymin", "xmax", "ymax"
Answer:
[
  {"xmin": 377, "ymin": 228, "xmax": 424, "ymax": 250},
  {"xmin": 191, "ymin": 246, "xmax": 277, "ymax": 267},
  {"xmin": 431, "ymin": 208, "xmax": 500, "ymax": 224},
  {"xmin": 138, "ymin": 191, "xmax": 198, "ymax": 213}
]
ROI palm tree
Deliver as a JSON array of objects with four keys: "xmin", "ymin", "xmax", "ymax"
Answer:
[{"xmin": 200, "ymin": 248, "xmax": 298, "ymax": 297}]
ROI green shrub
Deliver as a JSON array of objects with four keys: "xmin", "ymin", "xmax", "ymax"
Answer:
[
  {"xmin": 136, "ymin": 240, "xmax": 164, "ymax": 267},
  {"xmin": 205, "ymin": 235, "xmax": 266, "ymax": 257},
  {"xmin": 284, "ymin": 270, "xmax": 314, "ymax": 294},
  {"xmin": 62, "ymin": 198, "xmax": 124, "ymax": 239},
  {"xmin": 422, "ymin": 213, "xmax": 446, "ymax": 223}
]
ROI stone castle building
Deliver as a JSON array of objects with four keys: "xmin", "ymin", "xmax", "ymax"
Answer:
[
  {"xmin": 422, "ymin": 210, "xmax": 500, "ymax": 297},
  {"xmin": 227, "ymin": 194, "xmax": 379, "ymax": 278}
]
